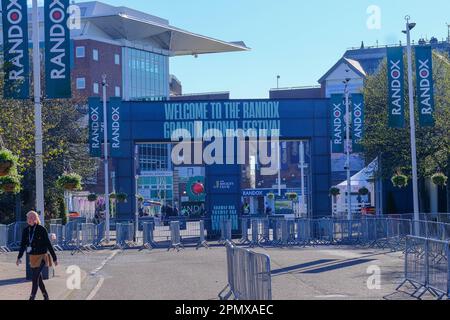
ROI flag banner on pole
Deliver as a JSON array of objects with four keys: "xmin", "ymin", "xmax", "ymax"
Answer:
[
  {"xmin": 330, "ymin": 94, "xmax": 345, "ymax": 153},
  {"xmin": 88, "ymin": 97, "xmax": 103, "ymax": 158},
  {"xmin": 1, "ymin": 0, "xmax": 30, "ymax": 99},
  {"xmin": 108, "ymin": 97, "xmax": 123, "ymax": 158},
  {"xmin": 415, "ymin": 46, "xmax": 435, "ymax": 127},
  {"xmin": 44, "ymin": 0, "xmax": 72, "ymax": 99},
  {"xmin": 387, "ymin": 47, "xmax": 405, "ymax": 128},
  {"xmin": 351, "ymin": 94, "xmax": 365, "ymax": 152}
]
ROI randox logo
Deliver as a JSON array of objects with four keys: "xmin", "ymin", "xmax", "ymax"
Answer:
[
  {"xmin": 352, "ymin": 102, "xmax": 363, "ymax": 142},
  {"xmin": 389, "ymin": 59, "xmax": 403, "ymax": 116},
  {"xmin": 47, "ymin": 0, "xmax": 69, "ymax": 80},
  {"xmin": 416, "ymin": 58, "xmax": 433, "ymax": 115},
  {"xmin": 111, "ymin": 106, "xmax": 121, "ymax": 149},
  {"xmin": 4, "ymin": 0, "xmax": 27, "ymax": 81},
  {"xmin": 332, "ymin": 102, "xmax": 343, "ymax": 145},
  {"xmin": 90, "ymin": 106, "xmax": 101, "ymax": 149}
]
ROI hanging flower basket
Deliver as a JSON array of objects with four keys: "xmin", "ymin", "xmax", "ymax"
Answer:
[
  {"xmin": 0, "ymin": 149, "xmax": 18, "ymax": 177},
  {"xmin": 358, "ymin": 187, "xmax": 369, "ymax": 196},
  {"xmin": 87, "ymin": 194, "xmax": 98, "ymax": 202},
  {"xmin": 431, "ymin": 173, "xmax": 448, "ymax": 187},
  {"xmin": 137, "ymin": 194, "xmax": 144, "ymax": 203},
  {"xmin": 391, "ymin": 174, "xmax": 408, "ymax": 188},
  {"xmin": 0, "ymin": 175, "xmax": 21, "ymax": 194},
  {"xmin": 56, "ymin": 173, "xmax": 82, "ymax": 191},
  {"xmin": 116, "ymin": 193, "xmax": 128, "ymax": 203},
  {"xmin": 267, "ymin": 193, "xmax": 275, "ymax": 200},
  {"xmin": 109, "ymin": 193, "xmax": 117, "ymax": 200},
  {"xmin": 329, "ymin": 187, "xmax": 340, "ymax": 197},
  {"xmin": 286, "ymin": 192, "xmax": 298, "ymax": 201}
]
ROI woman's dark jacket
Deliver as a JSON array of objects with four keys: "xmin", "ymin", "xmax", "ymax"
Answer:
[{"xmin": 17, "ymin": 224, "xmax": 57, "ymax": 262}]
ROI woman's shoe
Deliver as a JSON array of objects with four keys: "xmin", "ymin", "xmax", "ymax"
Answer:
[
  {"xmin": 29, "ymin": 295, "xmax": 36, "ymax": 301},
  {"xmin": 43, "ymin": 292, "xmax": 50, "ymax": 300}
]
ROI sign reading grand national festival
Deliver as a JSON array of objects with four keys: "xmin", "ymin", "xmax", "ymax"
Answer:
[
  {"xmin": 415, "ymin": 46, "xmax": 435, "ymax": 127},
  {"xmin": 387, "ymin": 47, "xmax": 405, "ymax": 128},
  {"xmin": 330, "ymin": 94, "xmax": 345, "ymax": 153},
  {"xmin": 351, "ymin": 94, "xmax": 365, "ymax": 152},
  {"xmin": 44, "ymin": 0, "xmax": 71, "ymax": 99},
  {"xmin": 1, "ymin": 0, "xmax": 30, "ymax": 99}
]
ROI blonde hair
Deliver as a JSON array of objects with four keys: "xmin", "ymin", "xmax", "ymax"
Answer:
[{"xmin": 27, "ymin": 211, "xmax": 41, "ymax": 225}]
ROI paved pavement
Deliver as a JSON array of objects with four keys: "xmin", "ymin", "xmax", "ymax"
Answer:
[{"xmin": 0, "ymin": 245, "xmax": 419, "ymax": 300}]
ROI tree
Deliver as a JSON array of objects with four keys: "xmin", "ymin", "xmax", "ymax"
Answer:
[
  {"xmin": 362, "ymin": 51, "xmax": 450, "ymax": 209},
  {"xmin": 0, "ymin": 74, "xmax": 97, "ymax": 223}
]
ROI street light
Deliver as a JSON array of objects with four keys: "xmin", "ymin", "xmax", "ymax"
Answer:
[
  {"xmin": 277, "ymin": 75, "xmax": 281, "ymax": 89},
  {"xmin": 403, "ymin": 16, "xmax": 420, "ymax": 224}
]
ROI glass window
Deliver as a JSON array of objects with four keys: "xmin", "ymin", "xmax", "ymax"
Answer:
[
  {"xmin": 115, "ymin": 86, "xmax": 121, "ymax": 97},
  {"xmin": 76, "ymin": 77, "xmax": 86, "ymax": 90},
  {"xmin": 93, "ymin": 82, "xmax": 99, "ymax": 94},
  {"xmin": 115, "ymin": 54, "xmax": 120, "ymax": 65},
  {"xmin": 76, "ymin": 46, "xmax": 85, "ymax": 58},
  {"xmin": 93, "ymin": 49, "xmax": 99, "ymax": 61}
]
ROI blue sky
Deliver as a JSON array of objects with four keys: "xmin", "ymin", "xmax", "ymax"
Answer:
[{"xmin": 85, "ymin": 0, "xmax": 449, "ymax": 98}]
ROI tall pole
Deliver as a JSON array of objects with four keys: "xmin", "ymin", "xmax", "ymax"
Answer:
[
  {"xmin": 134, "ymin": 145, "xmax": 139, "ymax": 242},
  {"xmin": 277, "ymin": 142, "xmax": 282, "ymax": 196},
  {"xmin": 32, "ymin": 0, "xmax": 45, "ymax": 224},
  {"xmin": 405, "ymin": 16, "xmax": 420, "ymax": 222},
  {"xmin": 344, "ymin": 81, "xmax": 352, "ymax": 220},
  {"xmin": 300, "ymin": 141, "xmax": 306, "ymax": 217},
  {"xmin": 102, "ymin": 75, "xmax": 110, "ymax": 242}
]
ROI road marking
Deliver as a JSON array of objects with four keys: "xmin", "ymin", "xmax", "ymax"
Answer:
[
  {"xmin": 86, "ymin": 276, "xmax": 104, "ymax": 300},
  {"xmin": 315, "ymin": 294, "xmax": 348, "ymax": 299},
  {"xmin": 90, "ymin": 251, "xmax": 118, "ymax": 275}
]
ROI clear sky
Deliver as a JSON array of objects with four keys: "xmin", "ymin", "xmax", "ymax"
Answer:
[{"xmin": 81, "ymin": 0, "xmax": 449, "ymax": 98}]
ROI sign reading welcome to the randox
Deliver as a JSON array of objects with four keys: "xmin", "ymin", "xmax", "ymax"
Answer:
[
  {"xmin": 330, "ymin": 94, "xmax": 345, "ymax": 153},
  {"xmin": 44, "ymin": 0, "xmax": 71, "ymax": 98},
  {"xmin": 88, "ymin": 97, "xmax": 103, "ymax": 158},
  {"xmin": 415, "ymin": 45, "xmax": 435, "ymax": 127},
  {"xmin": 387, "ymin": 47, "xmax": 405, "ymax": 128},
  {"xmin": 351, "ymin": 94, "xmax": 365, "ymax": 152},
  {"xmin": 1, "ymin": 0, "xmax": 30, "ymax": 99}
]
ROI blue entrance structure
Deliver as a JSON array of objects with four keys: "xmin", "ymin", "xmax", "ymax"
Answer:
[{"xmin": 111, "ymin": 99, "xmax": 331, "ymax": 234}]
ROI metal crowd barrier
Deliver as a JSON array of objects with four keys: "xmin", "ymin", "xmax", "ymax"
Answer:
[
  {"xmin": 219, "ymin": 241, "xmax": 272, "ymax": 300},
  {"xmin": 196, "ymin": 220, "xmax": 209, "ymax": 249},
  {"xmin": 397, "ymin": 236, "xmax": 449, "ymax": 300},
  {"xmin": 7, "ymin": 222, "xmax": 27, "ymax": 250},
  {"xmin": 239, "ymin": 218, "xmax": 250, "ymax": 245},
  {"xmin": 115, "ymin": 223, "xmax": 135, "ymax": 250},
  {"xmin": 0, "ymin": 224, "xmax": 10, "ymax": 253},
  {"xmin": 249, "ymin": 219, "xmax": 270, "ymax": 247},
  {"xmin": 95, "ymin": 222, "xmax": 106, "ymax": 247},
  {"xmin": 140, "ymin": 221, "xmax": 156, "ymax": 251},
  {"xmin": 219, "ymin": 219, "xmax": 232, "ymax": 245},
  {"xmin": 168, "ymin": 221, "xmax": 184, "ymax": 251},
  {"xmin": 50, "ymin": 224, "xmax": 64, "ymax": 251},
  {"xmin": 415, "ymin": 220, "xmax": 450, "ymax": 242}
]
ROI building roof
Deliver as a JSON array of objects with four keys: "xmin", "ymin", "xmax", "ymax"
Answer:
[
  {"xmin": 318, "ymin": 57, "xmax": 367, "ymax": 83},
  {"xmin": 76, "ymin": 1, "xmax": 250, "ymax": 56}
]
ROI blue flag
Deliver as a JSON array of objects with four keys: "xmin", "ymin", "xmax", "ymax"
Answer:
[
  {"xmin": 387, "ymin": 47, "xmax": 405, "ymax": 128},
  {"xmin": 330, "ymin": 94, "xmax": 345, "ymax": 153},
  {"xmin": 415, "ymin": 46, "xmax": 435, "ymax": 127}
]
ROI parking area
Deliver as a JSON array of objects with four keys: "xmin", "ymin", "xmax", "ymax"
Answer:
[{"xmin": 0, "ymin": 245, "xmax": 411, "ymax": 300}]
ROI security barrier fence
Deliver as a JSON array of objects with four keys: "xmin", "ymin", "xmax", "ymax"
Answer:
[
  {"xmin": 219, "ymin": 241, "xmax": 272, "ymax": 300},
  {"xmin": 397, "ymin": 236, "xmax": 449, "ymax": 299}
]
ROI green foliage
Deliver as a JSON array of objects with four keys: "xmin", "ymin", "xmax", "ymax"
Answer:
[
  {"xmin": 0, "ymin": 174, "xmax": 21, "ymax": 194},
  {"xmin": 362, "ymin": 52, "xmax": 450, "ymax": 180},
  {"xmin": 56, "ymin": 173, "xmax": 83, "ymax": 191},
  {"xmin": 116, "ymin": 192, "xmax": 128, "ymax": 203},
  {"xmin": 0, "ymin": 149, "xmax": 18, "ymax": 176},
  {"xmin": 286, "ymin": 192, "xmax": 298, "ymax": 201},
  {"xmin": 358, "ymin": 187, "xmax": 369, "ymax": 196},
  {"xmin": 137, "ymin": 194, "xmax": 144, "ymax": 203},
  {"xmin": 87, "ymin": 194, "xmax": 98, "ymax": 202},
  {"xmin": 431, "ymin": 173, "xmax": 448, "ymax": 186},
  {"xmin": 267, "ymin": 193, "xmax": 275, "ymax": 200},
  {"xmin": 391, "ymin": 174, "xmax": 408, "ymax": 188},
  {"xmin": 329, "ymin": 187, "xmax": 340, "ymax": 196}
]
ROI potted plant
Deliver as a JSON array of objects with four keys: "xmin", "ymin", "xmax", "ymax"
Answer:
[
  {"xmin": 267, "ymin": 193, "xmax": 275, "ymax": 200},
  {"xmin": 56, "ymin": 173, "xmax": 82, "ymax": 191},
  {"xmin": 0, "ymin": 149, "xmax": 18, "ymax": 177},
  {"xmin": 116, "ymin": 192, "xmax": 128, "ymax": 203},
  {"xmin": 329, "ymin": 187, "xmax": 340, "ymax": 197},
  {"xmin": 109, "ymin": 193, "xmax": 117, "ymax": 200},
  {"xmin": 0, "ymin": 175, "xmax": 21, "ymax": 194},
  {"xmin": 358, "ymin": 187, "xmax": 369, "ymax": 196},
  {"xmin": 137, "ymin": 194, "xmax": 144, "ymax": 203},
  {"xmin": 391, "ymin": 174, "xmax": 408, "ymax": 188},
  {"xmin": 431, "ymin": 173, "xmax": 448, "ymax": 187},
  {"xmin": 87, "ymin": 194, "xmax": 98, "ymax": 202},
  {"xmin": 286, "ymin": 192, "xmax": 298, "ymax": 201}
]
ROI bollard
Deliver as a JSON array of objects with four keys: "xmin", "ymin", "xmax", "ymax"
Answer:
[
  {"xmin": 168, "ymin": 221, "xmax": 184, "ymax": 251},
  {"xmin": 196, "ymin": 220, "xmax": 209, "ymax": 250}
]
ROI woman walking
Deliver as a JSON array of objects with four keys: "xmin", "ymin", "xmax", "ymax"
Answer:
[{"xmin": 16, "ymin": 211, "xmax": 58, "ymax": 300}]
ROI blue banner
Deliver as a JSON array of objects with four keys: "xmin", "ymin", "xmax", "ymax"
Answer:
[
  {"xmin": 387, "ymin": 47, "xmax": 405, "ymax": 128},
  {"xmin": 1, "ymin": 0, "xmax": 30, "ymax": 99},
  {"xmin": 330, "ymin": 94, "xmax": 345, "ymax": 153},
  {"xmin": 108, "ymin": 97, "xmax": 123, "ymax": 157},
  {"xmin": 351, "ymin": 94, "xmax": 364, "ymax": 152},
  {"xmin": 415, "ymin": 46, "xmax": 435, "ymax": 127},
  {"xmin": 88, "ymin": 97, "xmax": 103, "ymax": 158},
  {"xmin": 44, "ymin": 0, "xmax": 71, "ymax": 98}
]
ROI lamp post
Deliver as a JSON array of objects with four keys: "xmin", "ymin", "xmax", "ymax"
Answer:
[
  {"xmin": 102, "ymin": 75, "xmax": 111, "ymax": 242},
  {"xmin": 277, "ymin": 75, "xmax": 280, "ymax": 89},
  {"xmin": 343, "ymin": 77, "xmax": 352, "ymax": 220},
  {"xmin": 402, "ymin": 16, "xmax": 420, "ymax": 223}
]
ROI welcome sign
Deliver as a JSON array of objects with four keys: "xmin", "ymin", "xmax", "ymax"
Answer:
[
  {"xmin": 1, "ymin": 0, "xmax": 30, "ymax": 99},
  {"xmin": 330, "ymin": 94, "xmax": 345, "ymax": 153},
  {"xmin": 415, "ymin": 46, "xmax": 435, "ymax": 127},
  {"xmin": 88, "ymin": 97, "xmax": 103, "ymax": 158},
  {"xmin": 44, "ymin": 0, "xmax": 71, "ymax": 98},
  {"xmin": 387, "ymin": 47, "xmax": 405, "ymax": 128},
  {"xmin": 351, "ymin": 94, "xmax": 364, "ymax": 152}
]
